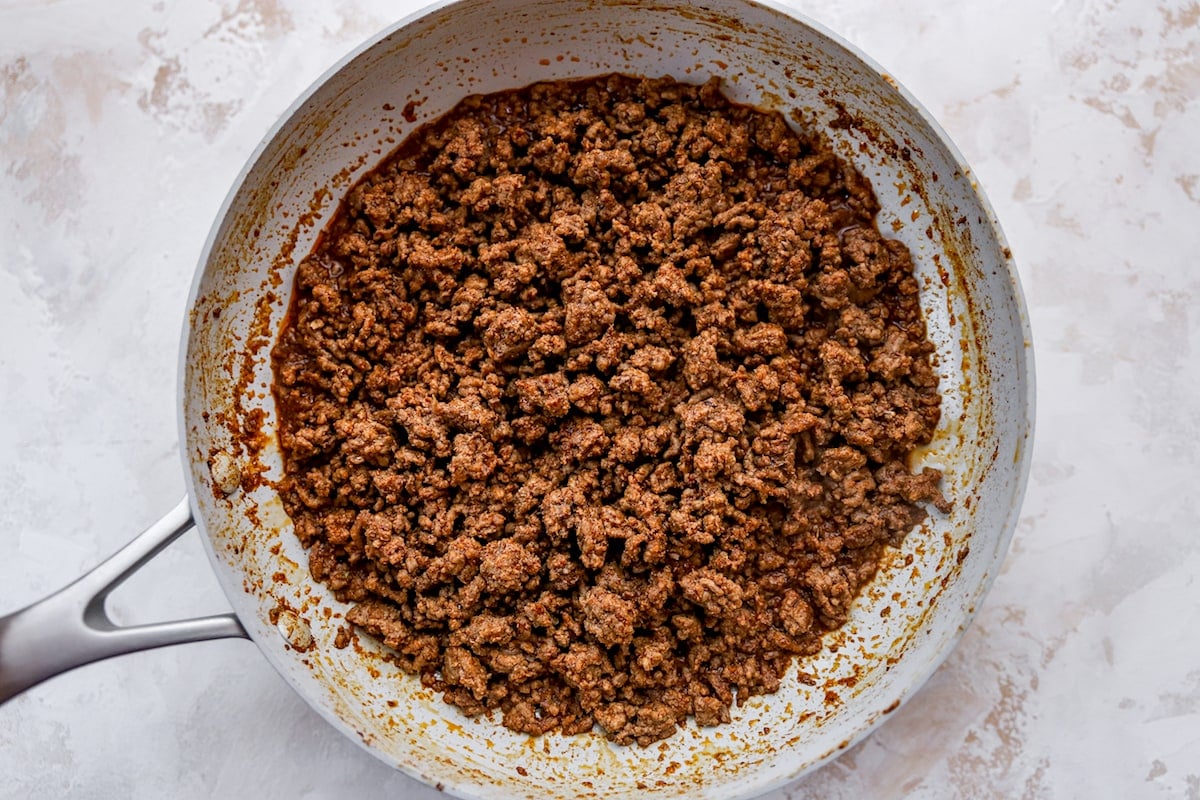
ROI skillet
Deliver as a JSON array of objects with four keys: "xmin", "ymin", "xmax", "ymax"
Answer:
[{"xmin": 0, "ymin": 1, "xmax": 1034, "ymax": 797}]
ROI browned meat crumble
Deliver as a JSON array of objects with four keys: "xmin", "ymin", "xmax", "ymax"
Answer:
[{"xmin": 271, "ymin": 74, "xmax": 948, "ymax": 746}]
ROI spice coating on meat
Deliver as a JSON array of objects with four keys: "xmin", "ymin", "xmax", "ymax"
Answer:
[{"xmin": 272, "ymin": 74, "xmax": 948, "ymax": 746}]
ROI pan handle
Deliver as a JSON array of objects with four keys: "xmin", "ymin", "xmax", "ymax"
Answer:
[{"xmin": 0, "ymin": 496, "xmax": 248, "ymax": 704}]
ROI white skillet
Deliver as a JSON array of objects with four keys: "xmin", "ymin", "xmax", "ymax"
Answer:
[{"xmin": 0, "ymin": 2, "xmax": 1033, "ymax": 798}]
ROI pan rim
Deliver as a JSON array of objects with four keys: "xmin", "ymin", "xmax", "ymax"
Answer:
[{"xmin": 176, "ymin": 0, "xmax": 1036, "ymax": 796}]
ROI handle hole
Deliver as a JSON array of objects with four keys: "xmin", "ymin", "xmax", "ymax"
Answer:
[{"xmin": 103, "ymin": 528, "xmax": 231, "ymax": 627}]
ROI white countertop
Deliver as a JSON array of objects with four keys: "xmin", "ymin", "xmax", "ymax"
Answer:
[{"xmin": 2, "ymin": 0, "xmax": 1197, "ymax": 797}]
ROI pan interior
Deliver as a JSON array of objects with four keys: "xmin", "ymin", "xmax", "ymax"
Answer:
[{"xmin": 179, "ymin": 1, "xmax": 1032, "ymax": 798}]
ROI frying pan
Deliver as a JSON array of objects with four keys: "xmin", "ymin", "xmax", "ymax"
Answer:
[{"xmin": 0, "ymin": 0, "xmax": 1034, "ymax": 797}]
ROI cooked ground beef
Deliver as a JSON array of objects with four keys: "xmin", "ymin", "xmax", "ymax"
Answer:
[{"xmin": 271, "ymin": 74, "xmax": 949, "ymax": 746}]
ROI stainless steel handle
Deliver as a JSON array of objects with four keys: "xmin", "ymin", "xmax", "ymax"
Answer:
[{"xmin": 0, "ymin": 496, "xmax": 248, "ymax": 703}]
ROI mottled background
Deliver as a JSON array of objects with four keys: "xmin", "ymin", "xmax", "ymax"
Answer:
[{"xmin": 1, "ymin": 0, "xmax": 1197, "ymax": 797}]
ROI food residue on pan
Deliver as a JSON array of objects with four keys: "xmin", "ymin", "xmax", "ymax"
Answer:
[{"xmin": 208, "ymin": 451, "xmax": 242, "ymax": 496}]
